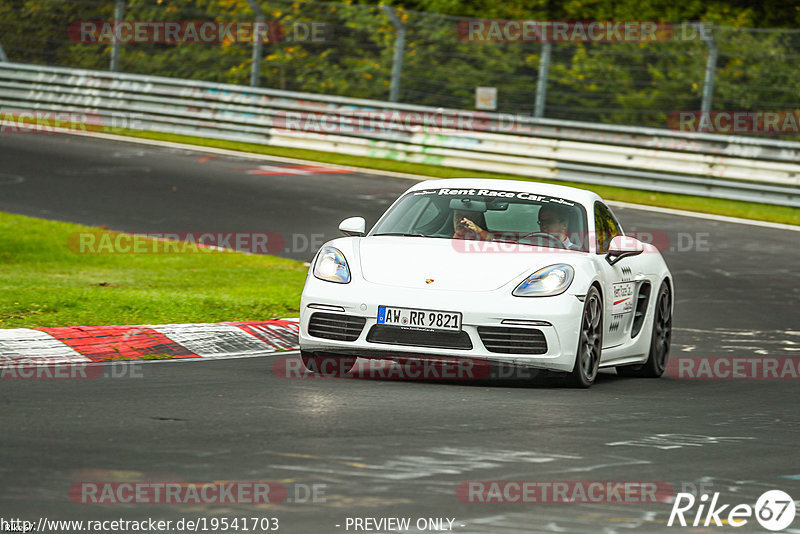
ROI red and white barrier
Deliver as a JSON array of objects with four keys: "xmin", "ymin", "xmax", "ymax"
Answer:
[{"xmin": 0, "ymin": 319, "xmax": 299, "ymax": 364}]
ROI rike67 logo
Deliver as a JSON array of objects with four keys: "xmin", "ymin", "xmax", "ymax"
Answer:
[{"xmin": 668, "ymin": 490, "xmax": 796, "ymax": 531}]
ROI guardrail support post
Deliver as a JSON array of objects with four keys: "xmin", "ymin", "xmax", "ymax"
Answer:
[
  {"xmin": 382, "ymin": 6, "xmax": 405, "ymax": 103},
  {"xmin": 0, "ymin": 40, "xmax": 8, "ymax": 62},
  {"xmin": 534, "ymin": 41, "xmax": 552, "ymax": 118},
  {"xmin": 110, "ymin": 0, "xmax": 125, "ymax": 71},
  {"xmin": 246, "ymin": 0, "xmax": 265, "ymax": 87},
  {"xmin": 700, "ymin": 24, "xmax": 717, "ymax": 114}
]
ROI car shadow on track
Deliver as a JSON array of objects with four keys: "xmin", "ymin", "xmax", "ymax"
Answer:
[{"xmin": 282, "ymin": 355, "xmax": 632, "ymax": 389}]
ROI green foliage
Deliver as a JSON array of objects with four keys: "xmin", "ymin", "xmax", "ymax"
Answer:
[
  {"xmin": 396, "ymin": 0, "xmax": 800, "ymax": 27},
  {"xmin": 0, "ymin": 0, "xmax": 798, "ymax": 127}
]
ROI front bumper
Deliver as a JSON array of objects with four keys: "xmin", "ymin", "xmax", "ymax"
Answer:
[{"xmin": 299, "ymin": 277, "xmax": 584, "ymax": 373}]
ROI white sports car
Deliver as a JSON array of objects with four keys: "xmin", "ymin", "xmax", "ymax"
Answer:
[{"xmin": 299, "ymin": 178, "xmax": 673, "ymax": 387}]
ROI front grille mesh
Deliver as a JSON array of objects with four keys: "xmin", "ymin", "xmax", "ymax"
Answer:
[
  {"xmin": 477, "ymin": 326, "xmax": 548, "ymax": 354},
  {"xmin": 366, "ymin": 325, "xmax": 473, "ymax": 350},
  {"xmin": 307, "ymin": 312, "xmax": 366, "ymax": 342}
]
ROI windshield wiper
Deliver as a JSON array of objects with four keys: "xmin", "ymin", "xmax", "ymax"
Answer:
[{"xmin": 373, "ymin": 232, "xmax": 428, "ymax": 237}]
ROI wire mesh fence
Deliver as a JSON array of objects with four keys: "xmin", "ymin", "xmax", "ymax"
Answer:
[{"xmin": 1, "ymin": 0, "xmax": 799, "ymax": 132}]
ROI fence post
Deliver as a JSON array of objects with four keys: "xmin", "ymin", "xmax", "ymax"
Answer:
[
  {"xmin": 110, "ymin": 0, "xmax": 125, "ymax": 71},
  {"xmin": 382, "ymin": 5, "xmax": 405, "ymax": 103},
  {"xmin": 0, "ymin": 40, "xmax": 8, "ymax": 62},
  {"xmin": 534, "ymin": 41, "xmax": 552, "ymax": 118},
  {"xmin": 246, "ymin": 0, "xmax": 265, "ymax": 87},
  {"xmin": 700, "ymin": 24, "xmax": 717, "ymax": 113}
]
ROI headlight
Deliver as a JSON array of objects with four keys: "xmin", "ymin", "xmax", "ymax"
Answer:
[
  {"xmin": 313, "ymin": 246, "xmax": 351, "ymax": 283},
  {"xmin": 513, "ymin": 264, "xmax": 574, "ymax": 297}
]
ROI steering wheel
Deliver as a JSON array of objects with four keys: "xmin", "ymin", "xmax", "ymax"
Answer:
[{"xmin": 517, "ymin": 232, "xmax": 566, "ymax": 249}]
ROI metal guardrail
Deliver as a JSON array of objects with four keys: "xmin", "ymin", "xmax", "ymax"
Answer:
[{"xmin": 1, "ymin": 62, "xmax": 799, "ymax": 207}]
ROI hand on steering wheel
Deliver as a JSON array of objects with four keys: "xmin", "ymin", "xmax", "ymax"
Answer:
[{"xmin": 518, "ymin": 232, "xmax": 566, "ymax": 249}]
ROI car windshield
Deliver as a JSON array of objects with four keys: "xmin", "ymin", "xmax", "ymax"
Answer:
[{"xmin": 371, "ymin": 187, "xmax": 589, "ymax": 251}]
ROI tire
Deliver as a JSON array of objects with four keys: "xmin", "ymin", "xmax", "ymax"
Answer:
[
  {"xmin": 616, "ymin": 280, "xmax": 672, "ymax": 378},
  {"xmin": 300, "ymin": 350, "xmax": 357, "ymax": 377},
  {"xmin": 567, "ymin": 285, "xmax": 603, "ymax": 388}
]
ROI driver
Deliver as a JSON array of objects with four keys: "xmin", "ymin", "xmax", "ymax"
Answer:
[
  {"xmin": 452, "ymin": 209, "xmax": 491, "ymax": 240},
  {"xmin": 538, "ymin": 204, "xmax": 580, "ymax": 250}
]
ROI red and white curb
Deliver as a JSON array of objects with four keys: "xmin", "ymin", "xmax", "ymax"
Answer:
[{"xmin": 0, "ymin": 319, "xmax": 299, "ymax": 365}]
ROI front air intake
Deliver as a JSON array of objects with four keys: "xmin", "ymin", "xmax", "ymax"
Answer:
[
  {"xmin": 307, "ymin": 312, "xmax": 366, "ymax": 342},
  {"xmin": 631, "ymin": 282, "xmax": 651, "ymax": 338},
  {"xmin": 478, "ymin": 326, "xmax": 548, "ymax": 354}
]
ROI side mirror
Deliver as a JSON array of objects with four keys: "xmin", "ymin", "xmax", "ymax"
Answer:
[
  {"xmin": 606, "ymin": 235, "xmax": 644, "ymax": 266},
  {"xmin": 339, "ymin": 216, "xmax": 366, "ymax": 237}
]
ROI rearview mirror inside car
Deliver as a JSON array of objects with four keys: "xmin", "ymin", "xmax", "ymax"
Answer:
[{"xmin": 449, "ymin": 198, "xmax": 487, "ymax": 212}]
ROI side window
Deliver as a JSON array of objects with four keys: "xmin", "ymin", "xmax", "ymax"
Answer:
[{"xmin": 594, "ymin": 202, "xmax": 621, "ymax": 253}]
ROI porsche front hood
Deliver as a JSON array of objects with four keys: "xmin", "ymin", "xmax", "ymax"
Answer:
[{"xmin": 358, "ymin": 236, "xmax": 578, "ymax": 291}]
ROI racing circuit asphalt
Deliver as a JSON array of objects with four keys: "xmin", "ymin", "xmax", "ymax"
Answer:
[{"xmin": 1, "ymin": 133, "xmax": 799, "ymax": 533}]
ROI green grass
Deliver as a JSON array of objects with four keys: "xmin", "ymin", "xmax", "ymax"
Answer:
[
  {"xmin": 112, "ymin": 128, "xmax": 800, "ymax": 227},
  {"xmin": 0, "ymin": 212, "xmax": 308, "ymax": 328}
]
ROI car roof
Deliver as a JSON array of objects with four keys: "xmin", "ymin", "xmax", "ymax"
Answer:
[{"xmin": 408, "ymin": 178, "xmax": 604, "ymax": 208}]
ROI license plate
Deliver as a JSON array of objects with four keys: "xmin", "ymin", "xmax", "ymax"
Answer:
[{"xmin": 377, "ymin": 306, "xmax": 462, "ymax": 332}]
